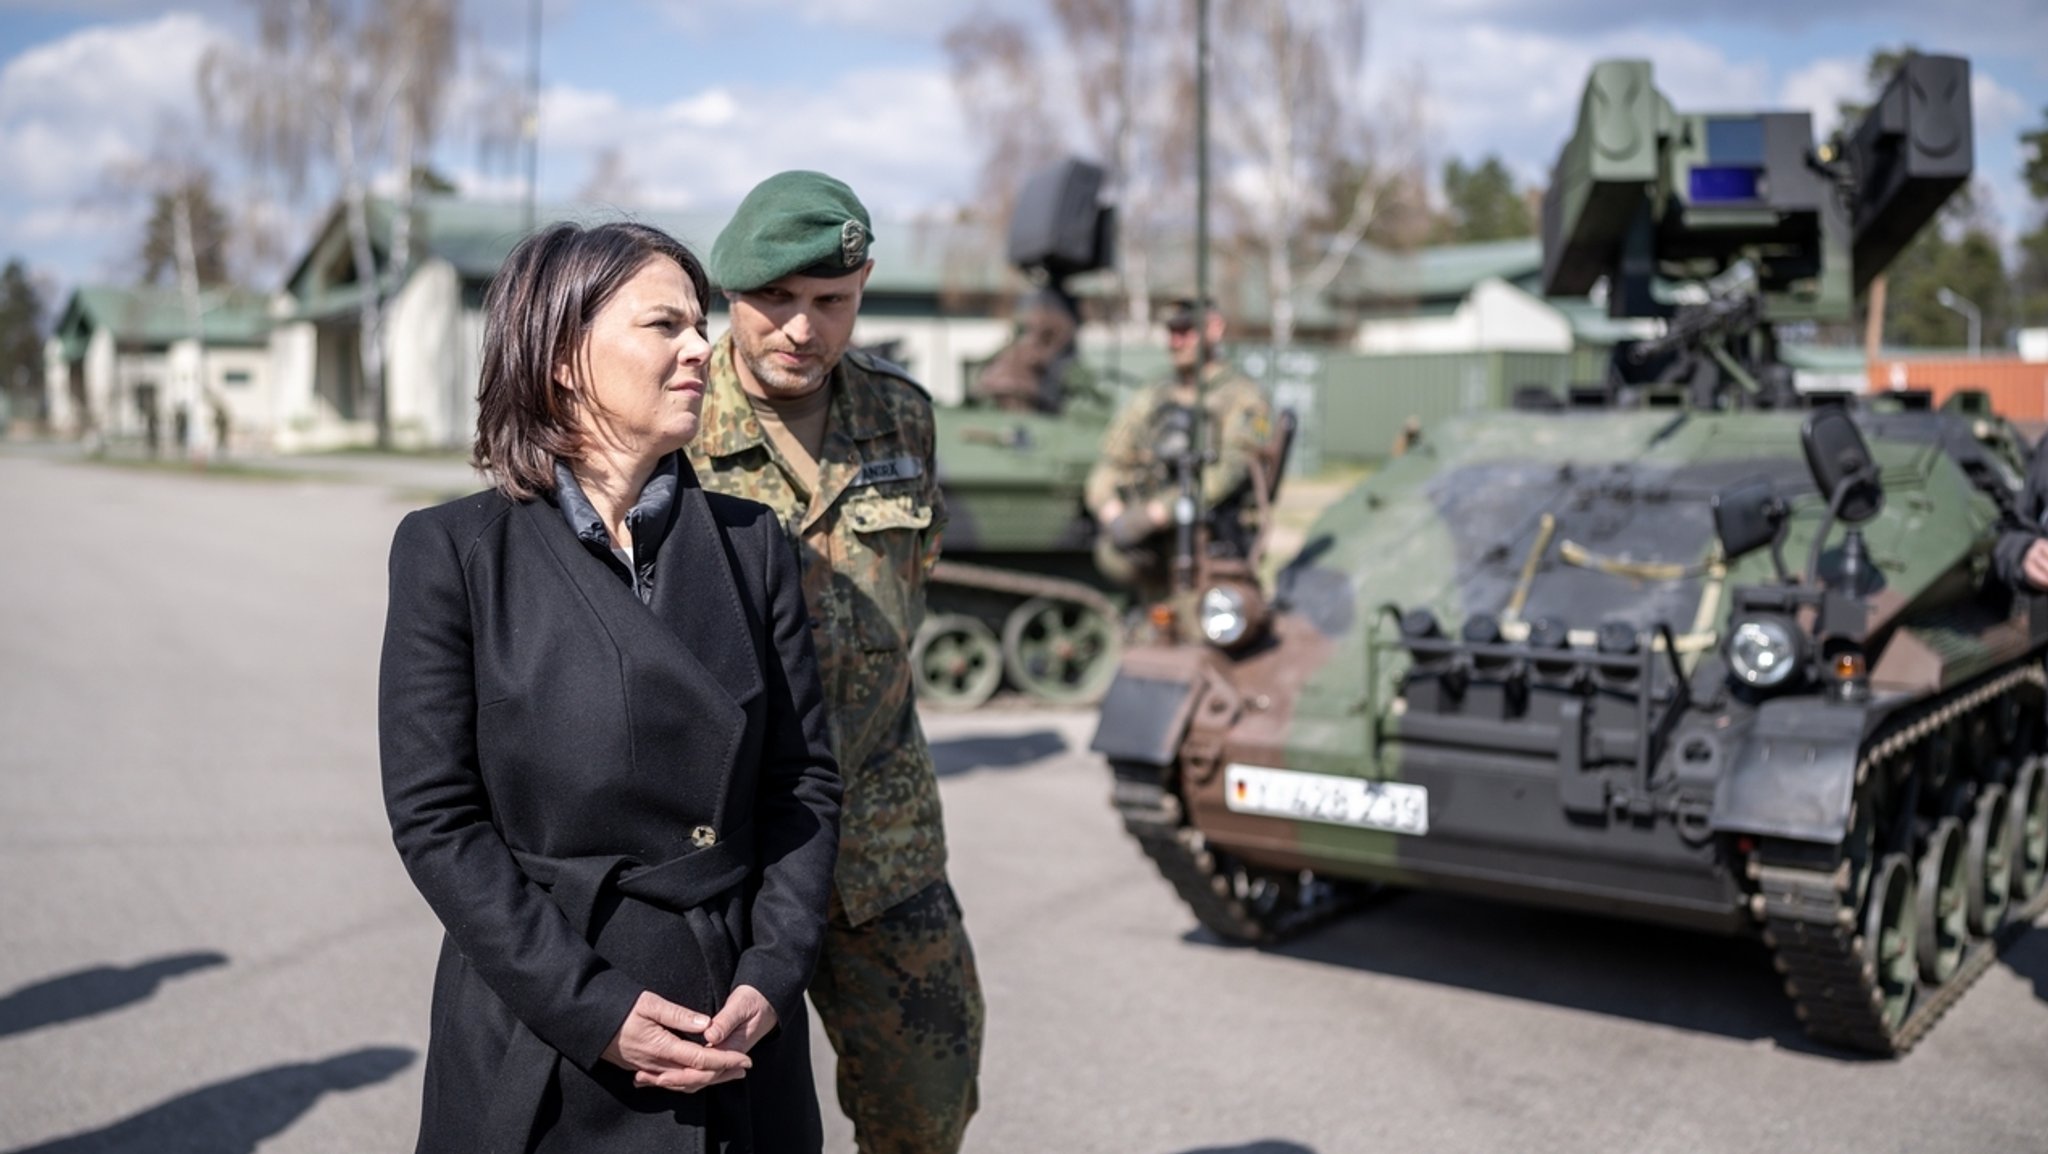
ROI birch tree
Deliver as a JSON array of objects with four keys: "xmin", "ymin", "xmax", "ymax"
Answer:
[
  {"xmin": 1045, "ymin": 0, "xmax": 1195, "ymax": 324},
  {"xmin": 1212, "ymin": 0, "xmax": 1419, "ymax": 346},
  {"xmin": 0, "ymin": 259, "xmax": 44, "ymax": 429},
  {"xmin": 140, "ymin": 173, "xmax": 232, "ymax": 288},
  {"xmin": 200, "ymin": 0, "xmax": 457, "ymax": 448},
  {"xmin": 99, "ymin": 125, "xmax": 238, "ymax": 458},
  {"xmin": 947, "ymin": 1, "xmax": 1418, "ymax": 340},
  {"xmin": 2019, "ymin": 106, "xmax": 2048, "ymax": 327},
  {"xmin": 943, "ymin": 13, "xmax": 1063, "ymax": 233},
  {"xmin": 945, "ymin": 1, "xmax": 1195, "ymax": 325}
]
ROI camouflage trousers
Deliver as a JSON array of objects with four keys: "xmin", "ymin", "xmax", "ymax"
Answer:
[
  {"xmin": 1094, "ymin": 531, "xmax": 1170, "ymax": 604},
  {"xmin": 810, "ymin": 880, "xmax": 984, "ymax": 1154}
]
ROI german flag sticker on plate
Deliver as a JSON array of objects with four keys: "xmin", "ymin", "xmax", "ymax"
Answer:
[{"xmin": 1224, "ymin": 764, "xmax": 1429, "ymax": 836}]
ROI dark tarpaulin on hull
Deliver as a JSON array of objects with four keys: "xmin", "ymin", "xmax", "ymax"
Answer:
[{"xmin": 1425, "ymin": 458, "xmax": 1817, "ymax": 633}]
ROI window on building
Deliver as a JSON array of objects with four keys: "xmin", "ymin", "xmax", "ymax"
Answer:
[{"xmin": 223, "ymin": 370, "xmax": 252, "ymax": 387}]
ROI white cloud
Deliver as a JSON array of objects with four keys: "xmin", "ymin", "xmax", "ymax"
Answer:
[
  {"xmin": 1369, "ymin": 14, "xmax": 1771, "ymax": 189},
  {"xmin": 543, "ymin": 83, "xmax": 624, "ymax": 129},
  {"xmin": 1973, "ymin": 72, "xmax": 2028, "ymax": 137},
  {"xmin": 9, "ymin": 203, "xmax": 124, "ymax": 245},
  {"xmin": 1365, "ymin": 10, "xmax": 2039, "ymax": 245},
  {"xmin": 1408, "ymin": 0, "xmax": 2048, "ymax": 43},
  {"xmin": 786, "ymin": 0, "xmax": 964, "ymax": 35},
  {"xmin": 0, "ymin": 14, "xmax": 227, "ymax": 201},
  {"xmin": 535, "ymin": 64, "xmax": 972, "ymax": 216},
  {"xmin": 1967, "ymin": 70, "xmax": 2035, "ymax": 250},
  {"xmin": 0, "ymin": 0, "xmax": 241, "ymax": 17},
  {"xmin": 666, "ymin": 88, "xmax": 737, "ymax": 128},
  {"xmin": 645, "ymin": 0, "xmax": 971, "ymax": 39},
  {"xmin": 0, "ymin": 12, "xmax": 219, "ymax": 122},
  {"xmin": 9, "ymin": 1, "xmax": 2043, "ymax": 292},
  {"xmin": 1778, "ymin": 56, "xmax": 1865, "ymax": 139}
]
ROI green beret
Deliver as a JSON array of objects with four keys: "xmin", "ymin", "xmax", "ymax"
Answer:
[{"xmin": 709, "ymin": 170, "xmax": 874, "ymax": 291}]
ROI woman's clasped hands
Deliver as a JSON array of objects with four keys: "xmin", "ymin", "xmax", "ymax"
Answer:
[{"xmin": 603, "ymin": 985, "xmax": 781, "ymax": 1093}]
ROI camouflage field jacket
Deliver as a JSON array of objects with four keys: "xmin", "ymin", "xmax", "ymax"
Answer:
[
  {"xmin": 1084, "ymin": 362, "xmax": 1273, "ymax": 515},
  {"xmin": 689, "ymin": 334, "xmax": 949, "ymax": 926}
]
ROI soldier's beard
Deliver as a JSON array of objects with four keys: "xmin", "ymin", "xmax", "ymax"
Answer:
[{"xmin": 736, "ymin": 338, "xmax": 834, "ymax": 400}]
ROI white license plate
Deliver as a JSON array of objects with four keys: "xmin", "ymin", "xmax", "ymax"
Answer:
[{"xmin": 1224, "ymin": 764, "xmax": 1429, "ymax": 836}]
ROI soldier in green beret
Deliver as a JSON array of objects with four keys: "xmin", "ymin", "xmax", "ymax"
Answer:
[
  {"xmin": 689, "ymin": 170, "xmax": 983, "ymax": 1154},
  {"xmin": 1085, "ymin": 298, "xmax": 1274, "ymax": 599}
]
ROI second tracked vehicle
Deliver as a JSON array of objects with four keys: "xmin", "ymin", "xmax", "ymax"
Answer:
[{"xmin": 917, "ymin": 159, "xmax": 1127, "ymax": 709}]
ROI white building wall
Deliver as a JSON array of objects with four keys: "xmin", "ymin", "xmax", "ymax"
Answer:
[
  {"xmin": 849, "ymin": 316, "xmax": 1013, "ymax": 405},
  {"xmin": 386, "ymin": 258, "xmax": 464, "ymax": 448},
  {"xmin": 42, "ymin": 337, "xmax": 74, "ymax": 436},
  {"xmin": 108, "ymin": 343, "xmax": 168, "ymax": 441},
  {"xmin": 452, "ymin": 301, "xmax": 485, "ymax": 450},
  {"xmin": 266, "ymin": 320, "xmax": 323, "ymax": 452},
  {"xmin": 166, "ymin": 340, "xmax": 211, "ymax": 454},
  {"xmin": 1353, "ymin": 278, "xmax": 1574, "ymax": 354},
  {"xmin": 261, "ymin": 271, "xmax": 1026, "ymax": 448},
  {"xmin": 167, "ymin": 340, "xmax": 274, "ymax": 450},
  {"xmin": 82, "ymin": 329, "xmax": 117, "ymax": 438},
  {"xmin": 213, "ymin": 347, "xmax": 274, "ymax": 444},
  {"xmin": 264, "ymin": 263, "xmax": 475, "ymax": 452}
]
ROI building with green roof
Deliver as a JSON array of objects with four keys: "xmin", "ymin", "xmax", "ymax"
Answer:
[
  {"xmin": 44, "ymin": 286, "xmax": 275, "ymax": 450},
  {"xmin": 41, "ymin": 192, "xmax": 1891, "ymax": 460},
  {"xmin": 271, "ymin": 195, "xmax": 1033, "ymax": 449}
]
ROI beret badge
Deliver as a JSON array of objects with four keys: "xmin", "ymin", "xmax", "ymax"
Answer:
[{"xmin": 841, "ymin": 219, "xmax": 867, "ymax": 268}]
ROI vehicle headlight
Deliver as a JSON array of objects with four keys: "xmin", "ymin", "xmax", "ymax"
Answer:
[
  {"xmin": 1728, "ymin": 617, "xmax": 1801, "ymax": 688},
  {"xmin": 1199, "ymin": 585, "xmax": 1250, "ymax": 647}
]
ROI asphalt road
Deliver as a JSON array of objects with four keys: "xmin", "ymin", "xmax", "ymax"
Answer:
[{"xmin": 2, "ymin": 447, "xmax": 2046, "ymax": 1154}]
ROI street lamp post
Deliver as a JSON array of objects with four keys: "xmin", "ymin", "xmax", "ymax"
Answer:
[{"xmin": 1935, "ymin": 287, "xmax": 1982, "ymax": 357}]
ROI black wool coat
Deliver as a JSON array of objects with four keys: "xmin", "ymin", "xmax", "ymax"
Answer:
[{"xmin": 378, "ymin": 463, "xmax": 841, "ymax": 1154}]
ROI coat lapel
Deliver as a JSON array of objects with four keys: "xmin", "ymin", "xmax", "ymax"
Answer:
[
  {"xmin": 519, "ymin": 491, "xmax": 759, "ymax": 795},
  {"xmin": 650, "ymin": 462, "xmax": 765, "ymax": 711}
]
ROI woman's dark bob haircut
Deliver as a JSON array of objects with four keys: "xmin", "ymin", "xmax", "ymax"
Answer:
[{"xmin": 472, "ymin": 220, "xmax": 709, "ymax": 500}]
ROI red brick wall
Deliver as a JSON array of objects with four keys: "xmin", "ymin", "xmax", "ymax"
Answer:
[{"xmin": 1867, "ymin": 358, "xmax": 2048, "ymax": 422}]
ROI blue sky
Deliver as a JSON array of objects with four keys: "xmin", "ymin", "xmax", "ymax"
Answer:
[{"xmin": 1, "ymin": 0, "xmax": 2043, "ymax": 299}]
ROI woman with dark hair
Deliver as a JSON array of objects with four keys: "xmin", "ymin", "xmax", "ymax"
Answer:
[{"xmin": 379, "ymin": 220, "xmax": 841, "ymax": 1153}]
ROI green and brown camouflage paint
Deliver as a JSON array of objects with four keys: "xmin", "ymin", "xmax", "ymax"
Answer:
[{"xmin": 1113, "ymin": 405, "xmax": 2039, "ymax": 932}]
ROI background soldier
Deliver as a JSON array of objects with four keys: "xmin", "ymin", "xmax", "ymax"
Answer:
[
  {"xmin": 1993, "ymin": 431, "xmax": 2048, "ymax": 592},
  {"xmin": 1083, "ymin": 299, "xmax": 1273, "ymax": 598},
  {"xmin": 970, "ymin": 287, "xmax": 1092, "ymax": 414},
  {"xmin": 690, "ymin": 170, "xmax": 983, "ymax": 1154}
]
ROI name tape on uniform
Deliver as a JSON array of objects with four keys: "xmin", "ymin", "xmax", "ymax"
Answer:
[{"xmin": 854, "ymin": 456, "xmax": 924, "ymax": 487}]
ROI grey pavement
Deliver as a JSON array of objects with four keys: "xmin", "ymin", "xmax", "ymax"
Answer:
[
  {"xmin": 7, "ymin": 438, "xmax": 491, "ymax": 497},
  {"xmin": 2, "ymin": 447, "xmax": 2046, "ymax": 1154}
]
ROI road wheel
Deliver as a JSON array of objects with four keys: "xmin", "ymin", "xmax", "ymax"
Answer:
[
  {"xmin": 1966, "ymin": 784, "xmax": 2014, "ymax": 934},
  {"xmin": 1914, "ymin": 817, "xmax": 1966, "ymax": 984},
  {"xmin": 911, "ymin": 614, "xmax": 1003, "ymax": 711},
  {"xmin": 2008, "ymin": 758, "xmax": 2048, "ymax": 901},
  {"xmin": 1001, "ymin": 597, "xmax": 1121, "ymax": 705},
  {"xmin": 1861, "ymin": 853, "xmax": 1918, "ymax": 1033}
]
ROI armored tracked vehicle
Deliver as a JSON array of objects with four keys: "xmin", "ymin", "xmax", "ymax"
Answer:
[
  {"xmin": 1091, "ymin": 54, "xmax": 2048, "ymax": 1054},
  {"xmin": 923, "ymin": 395, "xmax": 1120, "ymax": 708},
  {"xmin": 917, "ymin": 160, "xmax": 1126, "ymax": 709}
]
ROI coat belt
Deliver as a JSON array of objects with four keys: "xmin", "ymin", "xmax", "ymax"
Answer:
[{"xmin": 482, "ymin": 826, "xmax": 756, "ymax": 1154}]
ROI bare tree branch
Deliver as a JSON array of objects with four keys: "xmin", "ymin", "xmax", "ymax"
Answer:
[
  {"xmin": 200, "ymin": 0, "xmax": 459, "ymax": 448},
  {"xmin": 944, "ymin": 12, "xmax": 1061, "ymax": 230},
  {"xmin": 1210, "ymin": 0, "xmax": 1421, "ymax": 346}
]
